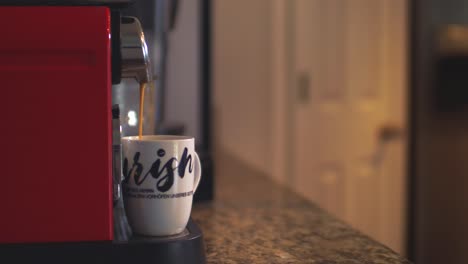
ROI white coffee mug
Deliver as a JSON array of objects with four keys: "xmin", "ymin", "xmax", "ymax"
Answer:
[{"xmin": 121, "ymin": 135, "xmax": 202, "ymax": 236}]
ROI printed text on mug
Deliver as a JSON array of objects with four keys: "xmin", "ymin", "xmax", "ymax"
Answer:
[{"xmin": 123, "ymin": 147, "xmax": 194, "ymax": 192}]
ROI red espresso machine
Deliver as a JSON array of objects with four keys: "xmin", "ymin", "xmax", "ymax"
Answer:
[{"xmin": 0, "ymin": 1, "xmax": 205, "ymax": 263}]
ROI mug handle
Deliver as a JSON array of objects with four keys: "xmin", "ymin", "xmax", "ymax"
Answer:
[{"xmin": 193, "ymin": 152, "xmax": 202, "ymax": 192}]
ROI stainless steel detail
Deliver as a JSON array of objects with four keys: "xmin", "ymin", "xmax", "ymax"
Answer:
[
  {"xmin": 121, "ymin": 16, "xmax": 152, "ymax": 83},
  {"xmin": 112, "ymin": 105, "xmax": 123, "ymax": 203}
]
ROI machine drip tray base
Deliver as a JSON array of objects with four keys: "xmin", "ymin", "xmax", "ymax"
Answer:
[{"xmin": 0, "ymin": 219, "xmax": 206, "ymax": 264}]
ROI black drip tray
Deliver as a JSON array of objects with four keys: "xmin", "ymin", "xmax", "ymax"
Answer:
[{"xmin": 0, "ymin": 219, "xmax": 206, "ymax": 264}]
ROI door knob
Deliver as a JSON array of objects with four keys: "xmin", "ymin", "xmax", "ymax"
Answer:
[
  {"xmin": 371, "ymin": 124, "xmax": 405, "ymax": 166},
  {"xmin": 377, "ymin": 124, "xmax": 404, "ymax": 142}
]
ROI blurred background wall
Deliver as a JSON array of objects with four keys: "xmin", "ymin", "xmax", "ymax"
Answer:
[
  {"xmin": 166, "ymin": 0, "xmax": 202, "ymax": 141},
  {"xmin": 213, "ymin": 0, "xmax": 274, "ymax": 175}
]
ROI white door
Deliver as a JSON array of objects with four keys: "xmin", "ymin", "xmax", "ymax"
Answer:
[{"xmin": 289, "ymin": 0, "xmax": 407, "ymax": 254}]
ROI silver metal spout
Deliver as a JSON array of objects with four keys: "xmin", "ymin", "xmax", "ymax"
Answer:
[{"xmin": 121, "ymin": 16, "xmax": 152, "ymax": 83}]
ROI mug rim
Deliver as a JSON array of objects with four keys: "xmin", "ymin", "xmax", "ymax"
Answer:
[{"xmin": 122, "ymin": 135, "xmax": 194, "ymax": 142}]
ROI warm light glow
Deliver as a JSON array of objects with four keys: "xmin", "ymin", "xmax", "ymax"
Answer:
[{"xmin": 127, "ymin": 110, "xmax": 137, "ymax": 126}]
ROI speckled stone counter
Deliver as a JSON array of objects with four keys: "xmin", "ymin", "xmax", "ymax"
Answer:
[{"xmin": 191, "ymin": 152, "xmax": 411, "ymax": 264}]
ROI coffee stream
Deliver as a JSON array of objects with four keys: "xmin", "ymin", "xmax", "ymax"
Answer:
[{"xmin": 139, "ymin": 82, "xmax": 145, "ymax": 139}]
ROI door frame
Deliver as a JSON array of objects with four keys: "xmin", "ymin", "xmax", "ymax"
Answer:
[
  {"xmin": 270, "ymin": 0, "xmax": 295, "ymax": 186},
  {"xmin": 407, "ymin": 0, "xmax": 417, "ymax": 260}
]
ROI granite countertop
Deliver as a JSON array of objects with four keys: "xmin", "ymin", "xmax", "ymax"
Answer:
[{"xmin": 191, "ymin": 151, "xmax": 412, "ymax": 264}]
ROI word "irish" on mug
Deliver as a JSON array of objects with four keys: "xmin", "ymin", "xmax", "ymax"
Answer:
[{"xmin": 122, "ymin": 147, "xmax": 194, "ymax": 192}]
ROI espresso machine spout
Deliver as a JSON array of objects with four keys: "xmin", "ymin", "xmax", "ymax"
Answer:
[{"xmin": 121, "ymin": 16, "xmax": 153, "ymax": 83}]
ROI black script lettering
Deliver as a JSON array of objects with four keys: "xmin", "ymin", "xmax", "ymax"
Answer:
[
  {"xmin": 123, "ymin": 152, "xmax": 144, "ymax": 185},
  {"xmin": 132, "ymin": 153, "xmax": 149, "ymax": 185},
  {"xmin": 157, "ymin": 148, "xmax": 165, "ymax": 157},
  {"xmin": 123, "ymin": 148, "xmax": 196, "ymax": 193},
  {"xmin": 139, "ymin": 148, "xmax": 177, "ymax": 192},
  {"xmin": 178, "ymin": 148, "xmax": 193, "ymax": 178},
  {"xmin": 122, "ymin": 158, "xmax": 129, "ymax": 184},
  {"xmin": 155, "ymin": 157, "xmax": 177, "ymax": 192}
]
